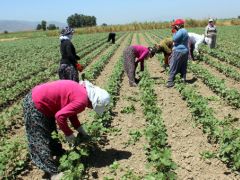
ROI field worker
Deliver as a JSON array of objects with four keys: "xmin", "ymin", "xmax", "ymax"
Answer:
[
  {"xmin": 167, "ymin": 19, "xmax": 189, "ymax": 88},
  {"xmin": 123, "ymin": 45, "xmax": 157, "ymax": 87},
  {"xmin": 107, "ymin": 32, "xmax": 116, "ymax": 44},
  {"xmin": 22, "ymin": 80, "xmax": 110, "ymax": 180},
  {"xmin": 188, "ymin": 32, "xmax": 205, "ymax": 60},
  {"xmin": 154, "ymin": 38, "xmax": 173, "ymax": 71},
  {"xmin": 205, "ymin": 18, "xmax": 217, "ymax": 48},
  {"xmin": 59, "ymin": 27, "xmax": 80, "ymax": 82}
]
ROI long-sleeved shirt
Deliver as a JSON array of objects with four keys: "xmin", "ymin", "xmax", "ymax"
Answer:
[
  {"xmin": 132, "ymin": 45, "xmax": 149, "ymax": 62},
  {"xmin": 173, "ymin": 28, "xmax": 189, "ymax": 53},
  {"xmin": 205, "ymin": 24, "xmax": 217, "ymax": 36},
  {"xmin": 158, "ymin": 38, "xmax": 173, "ymax": 55},
  {"xmin": 188, "ymin": 32, "xmax": 205, "ymax": 52},
  {"xmin": 32, "ymin": 80, "xmax": 90, "ymax": 136},
  {"xmin": 60, "ymin": 39, "xmax": 80, "ymax": 65}
]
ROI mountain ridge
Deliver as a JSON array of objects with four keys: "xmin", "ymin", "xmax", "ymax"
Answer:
[{"xmin": 0, "ymin": 20, "xmax": 67, "ymax": 32}]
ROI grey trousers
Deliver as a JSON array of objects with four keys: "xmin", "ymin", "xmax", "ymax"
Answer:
[
  {"xmin": 168, "ymin": 50, "xmax": 189, "ymax": 82},
  {"xmin": 208, "ymin": 34, "xmax": 217, "ymax": 49},
  {"xmin": 123, "ymin": 46, "xmax": 136, "ymax": 84}
]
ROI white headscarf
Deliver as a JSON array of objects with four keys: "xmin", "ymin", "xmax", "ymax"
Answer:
[
  {"xmin": 59, "ymin": 34, "xmax": 72, "ymax": 41},
  {"xmin": 80, "ymin": 80, "xmax": 110, "ymax": 115}
]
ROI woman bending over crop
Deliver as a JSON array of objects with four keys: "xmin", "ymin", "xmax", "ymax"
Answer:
[
  {"xmin": 23, "ymin": 80, "xmax": 110, "ymax": 180},
  {"xmin": 154, "ymin": 38, "xmax": 173, "ymax": 71},
  {"xmin": 123, "ymin": 45, "xmax": 156, "ymax": 87}
]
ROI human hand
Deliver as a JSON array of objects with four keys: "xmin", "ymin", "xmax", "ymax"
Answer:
[{"xmin": 65, "ymin": 134, "xmax": 76, "ymax": 144}]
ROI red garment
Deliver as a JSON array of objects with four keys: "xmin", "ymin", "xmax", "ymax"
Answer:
[
  {"xmin": 132, "ymin": 45, "xmax": 149, "ymax": 62},
  {"xmin": 32, "ymin": 80, "xmax": 90, "ymax": 136}
]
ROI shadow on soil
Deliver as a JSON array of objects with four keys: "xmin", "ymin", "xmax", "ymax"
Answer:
[
  {"xmin": 186, "ymin": 77, "xmax": 198, "ymax": 84},
  {"xmin": 87, "ymin": 147, "xmax": 132, "ymax": 168}
]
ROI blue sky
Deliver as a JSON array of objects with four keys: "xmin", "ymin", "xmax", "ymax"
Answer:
[{"xmin": 1, "ymin": 0, "xmax": 240, "ymax": 25}]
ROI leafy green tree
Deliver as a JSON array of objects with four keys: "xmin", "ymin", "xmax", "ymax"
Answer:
[
  {"xmin": 47, "ymin": 24, "xmax": 57, "ymax": 30},
  {"xmin": 41, "ymin": 20, "xmax": 47, "ymax": 31},
  {"xmin": 36, "ymin": 24, "xmax": 42, "ymax": 30},
  {"xmin": 67, "ymin": 13, "xmax": 96, "ymax": 28}
]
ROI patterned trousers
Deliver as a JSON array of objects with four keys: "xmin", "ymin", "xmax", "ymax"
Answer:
[
  {"xmin": 58, "ymin": 64, "xmax": 79, "ymax": 82},
  {"xmin": 123, "ymin": 46, "xmax": 136, "ymax": 84},
  {"xmin": 22, "ymin": 92, "xmax": 65, "ymax": 174}
]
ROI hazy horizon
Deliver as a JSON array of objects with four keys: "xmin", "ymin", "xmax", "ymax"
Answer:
[{"xmin": 1, "ymin": 0, "xmax": 240, "ymax": 25}]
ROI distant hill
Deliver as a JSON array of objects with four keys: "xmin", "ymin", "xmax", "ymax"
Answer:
[{"xmin": 0, "ymin": 20, "xmax": 67, "ymax": 32}]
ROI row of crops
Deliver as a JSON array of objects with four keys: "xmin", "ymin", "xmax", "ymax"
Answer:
[
  {"xmin": 0, "ymin": 26, "xmax": 239, "ymax": 179},
  {"xmin": 144, "ymin": 27, "xmax": 240, "ymax": 172}
]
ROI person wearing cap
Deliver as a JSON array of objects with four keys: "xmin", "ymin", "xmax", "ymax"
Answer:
[
  {"xmin": 123, "ymin": 45, "xmax": 156, "ymax": 87},
  {"xmin": 107, "ymin": 32, "xmax": 116, "ymax": 44},
  {"xmin": 188, "ymin": 32, "xmax": 206, "ymax": 60},
  {"xmin": 59, "ymin": 27, "xmax": 80, "ymax": 82},
  {"xmin": 167, "ymin": 19, "xmax": 189, "ymax": 88},
  {"xmin": 154, "ymin": 38, "xmax": 173, "ymax": 71},
  {"xmin": 22, "ymin": 80, "xmax": 110, "ymax": 180},
  {"xmin": 205, "ymin": 18, "xmax": 217, "ymax": 48}
]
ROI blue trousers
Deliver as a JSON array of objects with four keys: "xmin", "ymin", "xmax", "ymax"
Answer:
[{"xmin": 168, "ymin": 50, "xmax": 189, "ymax": 82}]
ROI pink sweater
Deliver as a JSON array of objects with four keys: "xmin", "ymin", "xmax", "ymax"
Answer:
[
  {"xmin": 32, "ymin": 80, "xmax": 90, "ymax": 136},
  {"xmin": 132, "ymin": 45, "xmax": 149, "ymax": 62}
]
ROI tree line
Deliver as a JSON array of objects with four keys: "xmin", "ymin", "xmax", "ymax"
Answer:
[{"xmin": 36, "ymin": 13, "xmax": 97, "ymax": 31}]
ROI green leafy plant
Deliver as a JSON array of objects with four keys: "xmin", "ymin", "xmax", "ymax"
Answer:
[
  {"xmin": 200, "ymin": 151, "xmax": 216, "ymax": 159},
  {"xmin": 125, "ymin": 130, "xmax": 142, "ymax": 146},
  {"xmin": 109, "ymin": 161, "xmax": 120, "ymax": 174},
  {"xmin": 121, "ymin": 104, "xmax": 136, "ymax": 114}
]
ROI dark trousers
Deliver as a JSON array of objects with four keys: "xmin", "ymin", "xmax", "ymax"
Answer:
[
  {"xmin": 168, "ymin": 50, "xmax": 189, "ymax": 82},
  {"xmin": 188, "ymin": 42, "xmax": 195, "ymax": 60},
  {"xmin": 108, "ymin": 33, "xmax": 116, "ymax": 44}
]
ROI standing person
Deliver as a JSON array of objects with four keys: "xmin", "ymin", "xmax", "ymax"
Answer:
[
  {"xmin": 107, "ymin": 32, "xmax": 116, "ymax": 44},
  {"xmin": 59, "ymin": 27, "xmax": 80, "ymax": 82},
  {"xmin": 167, "ymin": 19, "xmax": 189, "ymax": 88},
  {"xmin": 155, "ymin": 38, "xmax": 173, "ymax": 71},
  {"xmin": 22, "ymin": 80, "xmax": 110, "ymax": 180},
  {"xmin": 188, "ymin": 32, "xmax": 205, "ymax": 60},
  {"xmin": 205, "ymin": 18, "xmax": 217, "ymax": 49},
  {"xmin": 123, "ymin": 45, "xmax": 156, "ymax": 87}
]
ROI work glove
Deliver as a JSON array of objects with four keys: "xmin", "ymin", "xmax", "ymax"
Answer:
[
  {"xmin": 77, "ymin": 126, "xmax": 88, "ymax": 136},
  {"xmin": 76, "ymin": 63, "xmax": 84, "ymax": 72},
  {"xmin": 76, "ymin": 126, "xmax": 91, "ymax": 142},
  {"xmin": 65, "ymin": 134, "xmax": 76, "ymax": 145}
]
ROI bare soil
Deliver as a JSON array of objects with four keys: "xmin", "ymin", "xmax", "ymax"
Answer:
[
  {"xmin": 86, "ymin": 33, "xmax": 149, "ymax": 179},
  {"xmin": 143, "ymin": 34, "xmax": 240, "ymax": 180}
]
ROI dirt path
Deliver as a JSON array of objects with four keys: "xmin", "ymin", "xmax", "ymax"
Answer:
[
  {"xmin": 141, "ymin": 33, "xmax": 239, "ymax": 180},
  {"xmin": 0, "ymin": 37, "xmax": 24, "ymax": 42},
  {"xmin": 86, "ymin": 33, "xmax": 149, "ymax": 179},
  {"xmin": 94, "ymin": 33, "xmax": 129, "ymax": 86},
  {"xmin": 146, "ymin": 33, "xmax": 240, "ymax": 127},
  {"xmin": 199, "ymin": 61, "xmax": 240, "ymax": 91},
  {"xmin": 83, "ymin": 34, "xmax": 126, "ymax": 73},
  {"xmin": 15, "ymin": 34, "xmax": 129, "ymax": 180},
  {"xmin": 187, "ymin": 72, "xmax": 240, "ymax": 127}
]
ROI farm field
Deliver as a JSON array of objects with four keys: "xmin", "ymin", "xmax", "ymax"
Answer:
[{"xmin": 0, "ymin": 26, "xmax": 240, "ymax": 180}]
